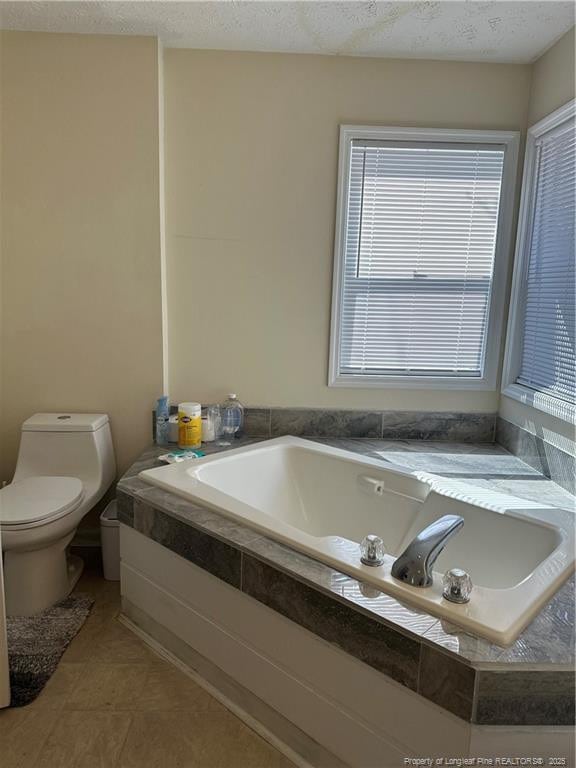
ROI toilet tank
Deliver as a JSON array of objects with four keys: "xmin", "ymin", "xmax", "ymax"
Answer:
[{"xmin": 12, "ymin": 414, "xmax": 116, "ymax": 498}]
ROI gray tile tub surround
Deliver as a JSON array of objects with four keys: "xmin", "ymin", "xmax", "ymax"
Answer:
[
  {"xmin": 379, "ymin": 411, "xmax": 496, "ymax": 442},
  {"xmin": 138, "ymin": 501, "xmax": 243, "ymax": 587},
  {"xmin": 475, "ymin": 670, "xmax": 575, "ymax": 726},
  {"xmin": 243, "ymin": 408, "xmax": 271, "ymax": 437},
  {"xmin": 247, "ymin": 408, "xmax": 497, "ymax": 442},
  {"xmin": 418, "ymin": 644, "xmax": 476, "ymax": 721},
  {"xmin": 269, "ymin": 409, "xmax": 382, "ymax": 439},
  {"xmin": 496, "ymin": 417, "xmax": 576, "ymax": 496}
]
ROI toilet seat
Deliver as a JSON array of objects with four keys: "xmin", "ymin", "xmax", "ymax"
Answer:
[{"xmin": 0, "ymin": 476, "xmax": 84, "ymax": 529}]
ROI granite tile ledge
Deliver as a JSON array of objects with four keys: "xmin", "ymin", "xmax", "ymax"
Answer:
[{"xmin": 496, "ymin": 417, "xmax": 576, "ymax": 496}]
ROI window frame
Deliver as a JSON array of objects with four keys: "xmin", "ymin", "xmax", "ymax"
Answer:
[
  {"xmin": 501, "ymin": 100, "xmax": 576, "ymax": 425},
  {"xmin": 329, "ymin": 124, "xmax": 519, "ymax": 390}
]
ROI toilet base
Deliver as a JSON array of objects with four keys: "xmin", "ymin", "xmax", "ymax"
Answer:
[
  {"xmin": 4, "ymin": 533, "xmax": 82, "ymax": 616},
  {"xmin": 68, "ymin": 554, "xmax": 84, "ymax": 592}
]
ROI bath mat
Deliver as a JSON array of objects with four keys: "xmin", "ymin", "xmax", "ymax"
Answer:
[{"xmin": 7, "ymin": 593, "xmax": 94, "ymax": 707}]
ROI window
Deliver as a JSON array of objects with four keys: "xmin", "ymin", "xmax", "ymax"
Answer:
[
  {"xmin": 502, "ymin": 100, "xmax": 575, "ymax": 423},
  {"xmin": 329, "ymin": 126, "xmax": 519, "ymax": 389}
]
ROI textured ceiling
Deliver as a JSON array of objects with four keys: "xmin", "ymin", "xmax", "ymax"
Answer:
[{"xmin": 0, "ymin": 1, "xmax": 574, "ymax": 63}]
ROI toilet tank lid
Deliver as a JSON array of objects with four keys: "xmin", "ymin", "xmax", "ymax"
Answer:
[{"xmin": 22, "ymin": 413, "xmax": 109, "ymax": 432}]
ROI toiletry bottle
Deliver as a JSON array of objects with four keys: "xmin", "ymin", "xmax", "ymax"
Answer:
[
  {"xmin": 201, "ymin": 413, "xmax": 216, "ymax": 442},
  {"xmin": 219, "ymin": 394, "xmax": 244, "ymax": 445},
  {"xmin": 207, "ymin": 404, "xmax": 221, "ymax": 442},
  {"xmin": 155, "ymin": 396, "xmax": 170, "ymax": 445},
  {"xmin": 178, "ymin": 402, "xmax": 202, "ymax": 449},
  {"xmin": 168, "ymin": 413, "xmax": 179, "ymax": 443}
]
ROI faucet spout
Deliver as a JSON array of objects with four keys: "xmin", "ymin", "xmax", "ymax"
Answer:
[{"xmin": 391, "ymin": 515, "xmax": 464, "ymax": 588}]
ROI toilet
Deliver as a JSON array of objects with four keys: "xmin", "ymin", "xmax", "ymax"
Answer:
[{"xmin": 0, "ymin": 413, "xmax": 116, "ymax": 616}]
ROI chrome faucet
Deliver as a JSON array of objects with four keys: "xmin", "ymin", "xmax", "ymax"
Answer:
[{"xmin": 391, "ymin": 515, "xmax": 464, "ymax": 587}]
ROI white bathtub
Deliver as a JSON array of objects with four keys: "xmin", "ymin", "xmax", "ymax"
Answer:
[{"xmin": 140, "ymin": 437, "xmax": 575, "ymax": 645}]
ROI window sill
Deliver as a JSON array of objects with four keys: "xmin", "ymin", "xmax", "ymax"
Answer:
[
  {"xmin": 502, "ymin": 383, "xmax": 576, "ymax": 426},
  {"xmin": 329, "ymin": 374, "xmax": 496, "ymax": 390}
]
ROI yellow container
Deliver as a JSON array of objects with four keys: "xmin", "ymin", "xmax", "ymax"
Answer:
[{"xmin": 178, "ymin": 402, "xmax": 202, "ymax": 448}]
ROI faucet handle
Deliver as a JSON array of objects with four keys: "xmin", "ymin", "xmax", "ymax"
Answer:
[
  {"xmin": 442, "ymin": 568, "xmax": 473, "ymax": 604},
  {"xmin": 360, "ymin": 535, "xmax": 386, "ymax": 567}
]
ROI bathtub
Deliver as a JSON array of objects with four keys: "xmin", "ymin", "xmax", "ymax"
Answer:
[{"xmin": 140, "ymin": 437, "xmax": 575, "ymax": 645}]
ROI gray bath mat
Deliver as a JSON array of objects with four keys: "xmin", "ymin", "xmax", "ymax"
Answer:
[{"xmin": 7, "ymin": 593, "xmax": 94, "ymax": 707}]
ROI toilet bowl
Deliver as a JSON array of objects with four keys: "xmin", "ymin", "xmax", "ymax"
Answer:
[{"xmin": 0, "ymin": 413, "xmax": 116, "ymax": 616}]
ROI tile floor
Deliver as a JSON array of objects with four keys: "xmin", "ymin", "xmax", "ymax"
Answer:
[{"xmin": 1, "ymin": 565, "xmax": 296, "ymax": 768}]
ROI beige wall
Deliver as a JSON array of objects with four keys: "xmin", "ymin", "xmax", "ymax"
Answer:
[
  {"xmin": 0, "ymin": 32, "xmax": 165, "ymax": 481},
  {"xmin": 528, "ymin": 26, "xmax": 575, "ymax": 124},
  {"xmin": 499, "ymin": 26, "xmax": 575, "ymax": 447},
  {"xmin": 165, "ymin": 50, "xmax": 532, "ymax": 412}
]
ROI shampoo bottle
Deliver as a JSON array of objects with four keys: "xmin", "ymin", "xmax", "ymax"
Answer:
[{"xmin": 155, "ymin": 396, "xmax": 170, "ymax": 445}]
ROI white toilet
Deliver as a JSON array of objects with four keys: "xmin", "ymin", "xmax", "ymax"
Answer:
[{"xmin": 0, "ymin": 413, "xmax": 116, "ymax": 616}]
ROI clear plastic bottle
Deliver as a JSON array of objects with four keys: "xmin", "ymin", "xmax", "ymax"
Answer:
[
  {"xmin": 218, "ymin": 394, "xmax": 244, "ymax": 446},
  {"xmin": 205, "ymin": 404, "xmax": 221, "ymax": 442}
]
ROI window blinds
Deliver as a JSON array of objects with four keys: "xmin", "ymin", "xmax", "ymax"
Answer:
[
  {"xmin": 517, "ymin": 119, "xmax": 576, "ymax": 404},
  {"xmin": 339, "ymin": 140, "xmax": 505, "ymax": 377}
]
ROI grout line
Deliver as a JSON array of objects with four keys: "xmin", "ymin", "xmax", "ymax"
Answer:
[
  {"xmin": 113, "ymin": 712, "xmax": 135, "ymax": 768},
  {"xmin": 415, "ymin": 641, "xmax": 423, "ymax": 694},
  {"xmin": 471, "ymin": 666, "xmax": 481, "ymax": 724},
  {"xmin": 28, "ymin": 710, "xmax": 62, "ymax": 768}
]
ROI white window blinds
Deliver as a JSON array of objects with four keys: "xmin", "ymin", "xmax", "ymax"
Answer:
[
  {"xmin": 338, "ymin": 140, "xmax": 505, "ymax": 378},
  {"xmin": 516, "ymin": 119, "xmax": 576, "ymax": 404}
]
